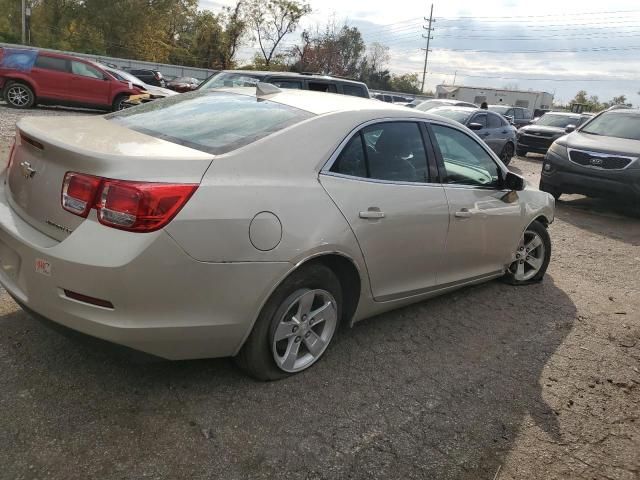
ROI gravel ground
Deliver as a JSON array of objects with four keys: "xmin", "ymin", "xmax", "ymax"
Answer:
[{"xmin": 0, "ymin": 105, "xmax": 638, "ymax": 480}]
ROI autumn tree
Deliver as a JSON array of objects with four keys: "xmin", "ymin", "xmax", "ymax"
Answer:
[{"xmin": 246, "ymin": 0, "xmax": 310, "ymax": 68}]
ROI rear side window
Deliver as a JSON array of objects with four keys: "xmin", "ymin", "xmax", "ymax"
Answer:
[
  {"xmin": 34, "ymin": 55, "xmax": 67, "ymax": 72},
  {"xmin": 107, "ymin": 91, "xmax": 313, "ymax": 155},
  {"xmin": 471, "ymin": 113, "xmax": 487, "ymax": 128},
  {"xmin": 331, "ymin": 122, "xmax": 429, "ymax": 183},
  {"xmin": 342, "ymin": 85, "xmax": 367, "ymax": 98}
]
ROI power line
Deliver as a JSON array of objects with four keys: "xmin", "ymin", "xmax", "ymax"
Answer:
[
  {"xmin": 433, "ymin": 45, "xmax": 640, "ymax": 54},
  {"xmin": 427, "ymin": 71, "xmax": 639, "ymax": 82},
  {"xmin": 437, "ymin": 8, "xmax": 640, "ymax": 20}
]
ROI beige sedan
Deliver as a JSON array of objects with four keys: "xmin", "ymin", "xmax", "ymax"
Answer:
[{"xmin": 0, "ymin": 85, "xmax": 554, "ymax": 380}]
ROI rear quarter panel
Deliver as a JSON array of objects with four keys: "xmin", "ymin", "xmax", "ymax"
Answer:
[{"xmin": 164, "ymin": 112, "xmax": 371, "ymax": 269}]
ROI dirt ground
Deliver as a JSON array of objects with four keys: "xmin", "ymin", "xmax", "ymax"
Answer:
[{"xmin": 0, "ymin": 104, "xmax": 638, "ymax": 480}]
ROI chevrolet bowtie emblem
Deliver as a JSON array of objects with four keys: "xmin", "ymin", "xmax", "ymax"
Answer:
[{"xmin": 19, "ymin": 161, "xmax": 36, "ymax": 179}]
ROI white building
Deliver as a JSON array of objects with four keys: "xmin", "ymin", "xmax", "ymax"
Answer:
[{"xmin": 436, "ymin": 85, "xmax": 554, "ymax": 111}]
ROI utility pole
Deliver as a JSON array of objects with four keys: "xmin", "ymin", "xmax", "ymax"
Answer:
[
  {"xmin": 452, "ymin": 71, "xmax": 457, "ymax": 85},
  {"xmin": 420, "ymin": 4, "xmax": 434, "ymax": 93},
  {"xmin": 21, "ymin": 0, "xmax": 26, "ymax": 44}
]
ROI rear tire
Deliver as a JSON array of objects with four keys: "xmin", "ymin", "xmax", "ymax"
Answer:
[
  {"xmin": 539, "ymin": 180, "xmax": 562, "ymax": 200},
  {"xmin": 500, "ymin": 142, "xmax": 515, "ymax": 166},
  {"xmin": 502, "ymin": 220, "xmax": 551, "ymax": 285},
  {"xmin": 234, "ymin": 263, "xmax": 342, "ymax": 381},
  {"xmin": 4, "ymin": 81, "xmax": 35, "ymax": 109}
]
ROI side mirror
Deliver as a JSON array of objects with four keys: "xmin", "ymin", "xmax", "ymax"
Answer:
[
  {"xmin": 565, "ymin": 124, "xmax": 576, "ymax": 133},
  {"xmin": 468, "ymin": 122, "xmax": 484, "ymax": 131},
  {"xmin": 503, "ymin": 171, "xmax": 525, "ymax": 191},
  {"xmin": 505, "ymin": 115, "xmax": 515, "ymax": 124}
]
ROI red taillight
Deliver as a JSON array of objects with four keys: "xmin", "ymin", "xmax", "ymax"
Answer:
[
  {"xmin": 62, "ymin": 173, "xmax": 102, "ymax": 217},
  {"xmin": 61, "ymin": 172, "xmax": 197, "ymax": 232}
]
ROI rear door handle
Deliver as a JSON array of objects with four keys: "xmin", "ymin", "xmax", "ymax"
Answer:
[
  {"xmin": 455, "ymin": 208, "xmax": 473, "ymax": 218},
  {"xmin": 359, "ymin": 209, "xmax": 385, "ymax": 219}
]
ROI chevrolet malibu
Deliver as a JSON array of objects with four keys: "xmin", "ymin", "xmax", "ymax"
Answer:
[{"xmin": 0, "ymin": 86, "xmax": 554, "ymax": 380}]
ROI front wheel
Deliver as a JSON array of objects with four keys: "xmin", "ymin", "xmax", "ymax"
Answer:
[
  {"xmin": 235, "ymin": 264, "xmax": 342, "ymax": 381},
  {"xmin": 502, "ymin": 221, "xmax": 551, "ymax": 285},
  {"xmin": 4, "ymin": 82, "xmax": 35, "ymax": 109},
  {"xmin": 111, "ymin": 94, "xmax": 128, "ymax": 111},
  {"xmin": 500, "ymin": 143, "xmax": 515, "ymax": 165},
  {"xmin": 516, "ymin": 148, "xmax": 527, "ymax": 157}
]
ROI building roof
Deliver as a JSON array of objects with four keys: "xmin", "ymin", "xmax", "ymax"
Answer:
[{"xmin": 436, "ymin": 84, "xmax": 553, "ymax": 96}]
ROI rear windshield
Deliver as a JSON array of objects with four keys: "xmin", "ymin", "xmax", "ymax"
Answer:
[
  {"xmin": 536, "ymin": 114, "xmax": 582, "ymax": 128},
  {"xmin": 107, "ymin": 91, "xmax": 313, "ymax": 154},
  {"xmin": 200, "ymin": 72, "xmax": 263, "ymax": 89},
  {"xmin": 431, "ymin": 108, "xmax": 473, "ymax": 124},
  {"xmin": 580, "ymin": 112, "xmax": 640, "ymax": 140}
]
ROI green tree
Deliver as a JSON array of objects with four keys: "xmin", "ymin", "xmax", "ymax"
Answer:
[
  {"xmin": 389, "ymin": 73, "xmax": 421, "ymax": 94},
  {"xmin": 246, "ymin": 0, "xmax": 311, "ymax": 68},
  {"xmin": 573, "ymin": 90, "xmax": 588, "ymax": 104}
]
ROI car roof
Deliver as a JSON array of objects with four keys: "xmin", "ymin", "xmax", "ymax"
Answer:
[
  {"xmin": 216, "ymin": 87, "xmax": 459, "ymax": 121},
  {"xmin": 218, "ymin": 70, "xmax": 366, "ymax": 86},
  {"xmin": 543, "ymin": 111, "xmax": 586, "ymax": 116},
  {"xmin": 431, "ymin": 106, "xmax": 479, "ymax": 113}
]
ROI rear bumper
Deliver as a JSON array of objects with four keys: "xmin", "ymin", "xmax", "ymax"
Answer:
[
  {"xmin": 0, "ymin": 177, "xmax": 290, "ymax": 359},
  {"xmin": 542, "ymin": 150, "xmax": 640, "ymax": 200}
]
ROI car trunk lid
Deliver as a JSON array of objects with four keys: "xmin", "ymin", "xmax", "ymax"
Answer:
[{"xmin": 7, "ymin": 116, "xmax": 214, "ymax": 241}]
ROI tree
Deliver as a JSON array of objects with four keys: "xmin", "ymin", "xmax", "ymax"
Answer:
[
  {"xmin": 389, "ymin": 73, "xmax": 421, "ymax": 94},
  {"xmin": 573, "ymin": 90, "xmax": 588, "ymax": 104},
  {"xmin": 612, "ymin": 94, "xmax": 627, "ymax": 105},
  {"xmin": 359, "ymin": 42, "xmax": 391, "ymax": 90},
  {"xmin": 246, "ymin": 0, "xmax": 311, "ymax": 68}
]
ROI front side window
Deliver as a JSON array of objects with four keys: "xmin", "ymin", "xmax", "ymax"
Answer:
[
  {"xmin": 514, "ymin": 109, "xmax": 524, "ymax": 120},
  {"xmin": 487, "ymin": 113, "xmax": 503, "ymax": 129},
  {"xmin": 271, "ymin": 80, "xmax": 303, "ymax": 89},
  {"xmin": 308, "ymin": 82, "xmax": 337, "ymax": 93},
  {"xmin": 431, "ymin": 125, "xmax": 501, "ymax": 188},
  {"xmin": 34, "ymin": 55, "xmax": 67, "ymax": 72},
  {"xmin": 107, "ymin": 91, "xmax": 313, "ymax": 155},
  {"xmin": 71, "ymin": 61, "xmax": 103, "ymax": 79},
  {"xmin": 470, "ymin": 113, "xmax": 487, "ymax": 128},
  {"xmin": 342, "ymin": 85, "xmax": 367, "ymax": 97},
  {"xmin": 331, "ymin": 122, "xmax": 429, "ymax": 183}
]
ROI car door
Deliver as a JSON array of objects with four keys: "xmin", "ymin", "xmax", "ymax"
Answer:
[
  {"xmin": 69, "ymin": 60, "xmax": 112, "ymax": 106},
  {"xmin": 486, "ymin": 112, "xmax": 509, "ymax": 154},
  {"xmin": 428, "ymin": 122, "xmax": 524, "ymax": 285},
  {"xmin": 30, "ymin": 55, "xmax": 72, "ymax": 99},
  {"xmin": 320, "ymin": 121, "xmax": 449, "ymax": 301}
]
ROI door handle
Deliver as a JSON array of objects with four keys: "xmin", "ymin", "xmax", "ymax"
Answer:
[
  {"xmin": 359, "ymin": 209, "xmax": 385, "ymax": 219},
  {"xmin": 455, "ymin": 208, "xmax": 473, "ymax": 218}
]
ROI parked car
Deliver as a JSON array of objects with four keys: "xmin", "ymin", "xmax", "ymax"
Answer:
[
  {"xmin": 124, "ymin": 68, "xmax": 166, "ymax": 87},
  {"xmin": 540, "ymin": 108, "xmax": 640, "ymax": 202},
  {"xmin": 414, "ymin": 99, "xmax": 477, "ymax": 112},
  {"xmin": 430, "ymin": 106, "xmax": 518, "ymax": 165},
  {"xmin": 516, "ymin": 112, "xmax": 593, "ymax": 156},
  {"xmin": 372, "ymin": 93, "xmax": 413, "ymax": 105},
  {"xmin": 1, "ymin": 85, "xmax": 553, "ymax": 380},
  {"xmin": 199, "ymin": 70, "xmax": 370, "ymax": 98},
  {"xmin": 102, "ymin": 65, "xmax": 177, "ymax": 98},
  {"xmin": 533, "ymin": 108, "xmax": 551, "ymax": 119},
  {"xmin": 167, "ymin": 76, "xmax": 201, "ymax": 92},
  {"xmin": 488, "ymin": 105, "xmax": 533, "ymax": 128},
  {"xmin": 0, "ymin": 48, "xmax": 142, "ymax": 111}
]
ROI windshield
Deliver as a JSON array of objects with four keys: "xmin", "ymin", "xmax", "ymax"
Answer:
[
  {"xmin": 105, "ymin": 67, "xmax": 144, "ymax": 87},
  {"xmin": 106, "ymin": 91, "xmax": 313, "ymax": 154},
  {"xmin": 174, "ymin": 77, "xmax": 196, "ymax": 83},
  {"xmin": 536, "ymin": 114, "xmax": 582, "ymax": 128},
  {"xmin": 415, "ymin": 100, "xmax": 448, "ymax": 112},
  {"xmin": 488, "ymin": 106, "xmax": 509, "ymax": 115},
  {"xmin": 431, "ymin": 108, "xmax": 473, "ymax": 124},
  {"xmin": 200, "ymin": 72, "xmax": 262, "ymax": 89},
  {"xmin": 580, "ymin": 112, "xmax": 640, "ymax": 140}
]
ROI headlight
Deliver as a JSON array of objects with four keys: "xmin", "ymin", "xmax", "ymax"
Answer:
[{"xmin": 548, "ymin": 142, "xmax": 568, "ymax": 158}]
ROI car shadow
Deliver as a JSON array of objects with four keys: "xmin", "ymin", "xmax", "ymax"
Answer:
[
  {"xmin": 555, "ymin": 195, "xmax": 640, "ymax": 246},
  {"xmin": 0, "ymin": 277, "xmax": 576, "ymax": 479}
]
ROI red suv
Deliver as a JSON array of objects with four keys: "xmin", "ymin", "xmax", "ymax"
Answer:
[{"xmin": 0, "ymin": 48, "xmax": 142, "ymax": 111}]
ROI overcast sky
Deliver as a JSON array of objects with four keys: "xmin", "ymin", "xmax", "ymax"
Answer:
[{"xmin": 200, "ymin": 0, "xmax": 640, "ymax": 104}]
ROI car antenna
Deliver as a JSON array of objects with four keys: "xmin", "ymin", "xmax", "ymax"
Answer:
[{"xmin": 256, "ymin": 82, "xmax": 282, "ymax": 97}]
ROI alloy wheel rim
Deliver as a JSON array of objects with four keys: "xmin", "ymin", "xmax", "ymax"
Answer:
[
  {"xmin": 7, "ymin": 86, "xmax": 29, "ymax": 106},
  {"xmin": 271, "ymin": 289, "xmax": 338, "ymax": 373},
  {"xmin": 510, "ymin": 230, "xmax": 545, "ymax": 281}
]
